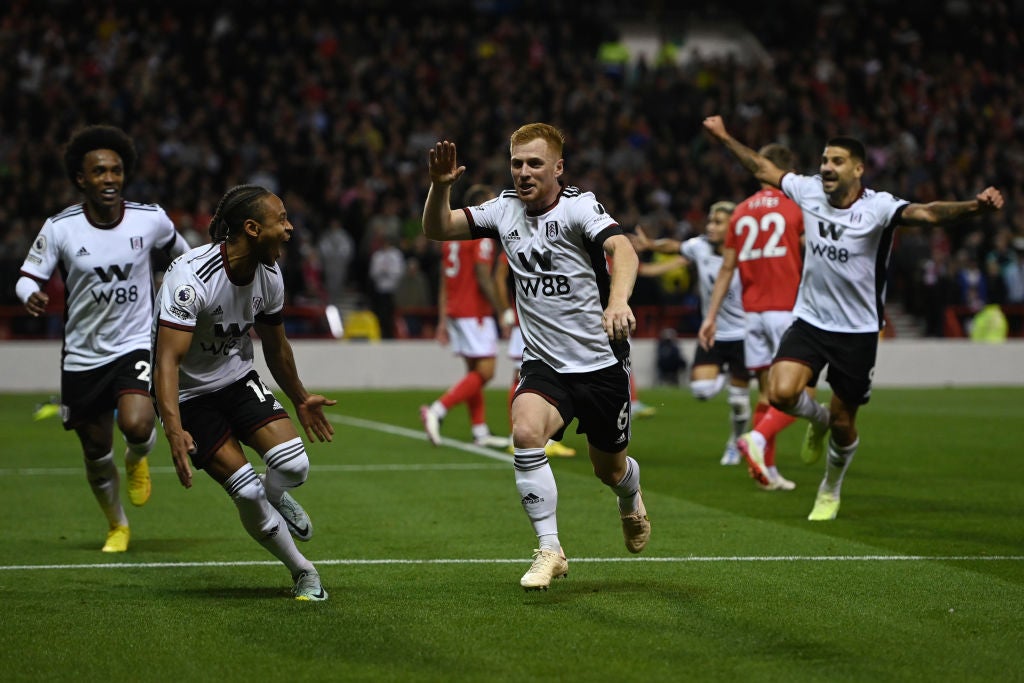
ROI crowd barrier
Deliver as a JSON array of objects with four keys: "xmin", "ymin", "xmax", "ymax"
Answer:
[{"xmin": 1, "ymin": 337, "xmax": 1021, "ymax": 392}]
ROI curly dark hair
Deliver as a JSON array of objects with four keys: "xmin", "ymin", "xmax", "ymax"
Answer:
[
  {"xmin": 63, "ymin": 124, "xmax": 137, "ymax": 187},
  {"xmin": 209, "ymin": 184, "xmax": 272, "ymax": 242}
]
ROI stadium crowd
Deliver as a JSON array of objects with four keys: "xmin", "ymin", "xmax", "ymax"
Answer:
[{"xmin": 1, "ymin": 0, "xmax": 1021, "ymax": 337}]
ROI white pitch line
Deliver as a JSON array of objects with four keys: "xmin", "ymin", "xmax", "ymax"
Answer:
[
  {"xmin": 327, "ymin": 413, "xmax": 515, "ymax": 464},
  {"xmin": 0, "ymin": 411, "xmax": 516, "ymax": 476},
  {"xmin": 0, "ymin": 462, "xmax": 506, "ymax": 476},
  {"xmin": 1, "ymin": 555, "xmax": 1021, "ymax": 572}
]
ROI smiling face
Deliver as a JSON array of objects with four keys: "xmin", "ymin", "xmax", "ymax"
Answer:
[
  {"xmin": 819, "ymin": 145, "xmax": 864, "ymax": 205},
  {"xmin": 77, "ymin": 149, "xmax": 124, "ymax": 220},
  {"xmin": 251, "ymin": 193, "xmax": 293, "ymax": 265},
  {"xmin": 510, "ymin": 137, "xmax": 563, "ymax": 211}
]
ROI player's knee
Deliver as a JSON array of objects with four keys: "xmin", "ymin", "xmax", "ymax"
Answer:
[
  {"xmin": 511, "ymin": 422, "xmax": 547, "ymax": 449},
  {"xmin": 263, "ymin": 437, "xmax": 309, "ymax": 487}
]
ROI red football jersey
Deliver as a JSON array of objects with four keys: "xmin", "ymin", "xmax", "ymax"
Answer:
[
  {"xmin": 443, "ymin": 238, "xmax": 497, "ymax": 318},
  {"xmin": 725, "ymin": 188, "xmax": 804, "ymax": 312}
]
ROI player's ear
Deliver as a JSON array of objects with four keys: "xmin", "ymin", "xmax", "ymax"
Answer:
[{"xmin": 243, "ymin": 218, "xmax": 261, "ymax": 238}]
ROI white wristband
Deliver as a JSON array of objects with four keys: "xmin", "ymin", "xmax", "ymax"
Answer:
[{"xmin": 501, "ymin": 308, "xmax": 516, "ymax": 326}]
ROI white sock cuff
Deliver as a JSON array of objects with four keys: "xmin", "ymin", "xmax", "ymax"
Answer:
[
  {"xmin": 223, "ymin": 462, "xmax": 261, "ymax": 498},
  {"xmin": 513, "ymin": 447, "xmax": 548, "ymax": 471},
  {"xmin": 262, "ymin": 438, "xmax": 309, "ymax": 477},
  {"xmin": 792, "ymin": 390, "xmax": 828, "ymax": 424},
  {"xmin": 126, "ymin": 427, "xmax": 158, "ymax": 457},
  {"xmin": 690, "ymin": 375, "xmax": 726, "ymax": 400},
  {"xmin": 85, "ymin": 450, "xmax": 116, "ymax": 468}
]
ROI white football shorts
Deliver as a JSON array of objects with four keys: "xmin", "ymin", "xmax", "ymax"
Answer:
[
  {"xmin": 744, "ymin": 310, "xmax": 795, "ymax": 371},
  {"xmin": 447, "ymin": 316, "xmax": 499, "ymax": 358}
]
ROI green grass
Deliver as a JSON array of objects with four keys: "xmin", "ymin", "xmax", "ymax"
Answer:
[{"xmin": 1, "ymin": 387, "xmax": 1022, "ymax": 682}]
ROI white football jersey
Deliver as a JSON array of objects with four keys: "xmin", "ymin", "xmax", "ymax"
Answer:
[
  {"xmin": 19, "ymin": 201, "xmax": 185, "ymax": 371},
  {"xmin": 680, "ymin": 236, "xmax": 745, "ymax": 342},
  {"xmin": 782, "ymin": 173, "xmax": 909, "ymax": 333},
  {"xmin": 466, "ymin": 186, "xmax": 625, "ymax": 373},
  {"xmin": 154, "ymin": 243, "xmax": 285, "ymax": 401}
]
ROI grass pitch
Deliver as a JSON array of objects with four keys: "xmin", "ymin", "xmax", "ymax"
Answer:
[{"xmin": 0, "ymin": 386, "xmax": 1022, "ymax": 682}]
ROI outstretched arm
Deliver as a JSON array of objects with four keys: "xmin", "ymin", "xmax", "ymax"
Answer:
[
  {"xmin": 422, "ymin": 140, "xmax": 473, "ymax": 241},
  {"xmin": 703, "ymin": 116, "xmax": 785, "ymax": 188},
  {"xmin": 899, "ymin": 187, "xmax": 1004, "ymax": 226},
  {"xmin": 629, "ymin": 224, "xmax": 683, "ymax": 255}
]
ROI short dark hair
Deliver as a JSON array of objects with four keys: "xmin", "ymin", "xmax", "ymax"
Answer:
[
  {"xmin": 758, "ymin": 143, "xmax": 795, "ymax": 171},
  {"xmin": 209, "ymin": 185, "xmax": 272, "ymax": 242},
  {"xmin": 825, "ymin": 136, "xmax": 866, "ymax": 163},
  {"xmin": 64, "ymin": 125, "xmax": 137, "ymax": 186}
]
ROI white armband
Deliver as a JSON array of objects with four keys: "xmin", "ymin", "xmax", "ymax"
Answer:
[{"xmin": 501, "ymin": 308, "xmax": 516, "ymax": 327}]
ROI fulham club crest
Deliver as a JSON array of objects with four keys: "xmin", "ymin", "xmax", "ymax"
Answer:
[{"xmin": 546, "ymin": 221, "xmax": 559, "ymax": 239}]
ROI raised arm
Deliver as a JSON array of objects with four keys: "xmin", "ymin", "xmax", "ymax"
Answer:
[
  {"xmin": 702, "ymin": 116, "xmax": 785, "ymax": 188},
  {"xmin": 422, "ymin": 140, "xmax": 473, "ymax": 241},
  {"xmin": 898, "ymin": 187, "xmax": 1004, "ymax": 226}
]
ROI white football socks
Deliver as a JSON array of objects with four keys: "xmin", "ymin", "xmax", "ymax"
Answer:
[
  {"xmin": 223, "ymin": 463, "xmax": 312, "ymax": 577},
  {"xmin": 260, "ymin": 437, "xmax": 309, "ymax": 506},
  {"xmin": 84, "ymin": 450, "xmax": 128, "ymax": 527},
  {"xmin": 612, "ymin": 456, "xmax": 641, "ymax": 515},
  {"xmin": 514, "ymin": 447, "xmax": 560, "ymax": 551},
  {"xmin": 728, "ymin": 385, "xmax": 751, "ymax": 439},
  {"xmin": 823, "ymin": 438, "xmax": 859, "ymax": 493}
]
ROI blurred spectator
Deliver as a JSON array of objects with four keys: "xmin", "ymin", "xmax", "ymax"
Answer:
[
  {"xmin": 953, "ymin": 249, "xmax": 987, "ymax": 313},
  {"xmin": 985, "ymin": 228, "xmax": 1024, "ymax": 304},
  {"xmin": 393, "ymin": 257, "xmax": 433, "ymax": 337},
  {"xmin": 316, "ymin": 218, "xmax": 355, "ymax": 307},
  {"xmin": 367, "ymin": 235, "xmax": 405, "ymax": 339},
  {"xmin": 655, "ymin": 328, "xmax": 687, "ymax": 386},
  {"xmin": 919, "ymin": 242, "xmax": 954, "ymax": 337}
]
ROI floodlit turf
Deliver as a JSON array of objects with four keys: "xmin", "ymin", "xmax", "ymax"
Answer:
[{"xmin": 1, "ymin": 387, "xmax": 1022, "ymax": 682}]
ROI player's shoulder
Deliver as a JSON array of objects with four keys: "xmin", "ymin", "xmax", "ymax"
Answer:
[
  {"xmin": 859, "ymin": 186, "xmax": 905, "ymax": 206},
  {"xmin": 681, "ymin": 234, "xmax": 709, "ymax": 254},
  {"xmin": 47, "ymin": 203, "xmax": 86, "ymax": 226},
  {"xmin": 124, "ymin": 200, "xmax": 163, "ymax": 213},
  {"xmin": 172, "ymin": 243, "xmax": 223, "ymax": 281},
  {"xmin": 558, "ymin": 185, "xmax": 598, "ymax": 204},
  {"xmin": 558, "ymin": 185, "xmax": 614, "ymax": 220}
]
